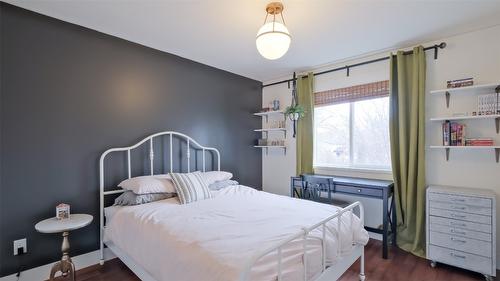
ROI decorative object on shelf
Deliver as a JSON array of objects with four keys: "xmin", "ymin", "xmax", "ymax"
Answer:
[
  {"xmin": 284, "ymin": 72, "xmax": 306, "ymax": 138},
  {"xmin": 257, "ymin": 138, "xmax": 267, "ymax": 146},
  {"xmin": 56, "ymin": 203, "xmax": 70, "ymax": 220},
  {"xmin": 269, "ymin": 139, "xmax": 285, "ymax": 146},
  {"xmin": 267, "ymin": 120, "xmax": 286, "ymax": 129},
  {"xmin": 256, "ymin": 2, "xmax": 291, "ymax": 60},
  {"xmin": 272, "ymin": 99, "xmax": 280, "ymax": 111},
  {"xmin": 446, "ymin": 77, "xmax": 474, "ymax": 88},
  {"xmin": 478, "ymin": 93, "xmax": 499, "ymax": 115},
  {"xmin": 256, "ymin": 138, "xmax": 285, "ymax": 147}
]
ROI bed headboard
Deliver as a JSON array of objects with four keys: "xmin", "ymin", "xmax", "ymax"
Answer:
[{"xmin": 98, "ymin": 131, "xmax": 220, "ymax": 262}]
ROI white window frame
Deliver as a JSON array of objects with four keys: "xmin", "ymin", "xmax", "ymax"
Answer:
[{"xmin": 313, "ymin": 98, "xmax": 393, "ymax": 181}]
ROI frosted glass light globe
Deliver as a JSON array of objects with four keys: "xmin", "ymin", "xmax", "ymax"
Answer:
[{"xmin": 256, "ymin": 22, "xmax": 291, "ymax": 60}]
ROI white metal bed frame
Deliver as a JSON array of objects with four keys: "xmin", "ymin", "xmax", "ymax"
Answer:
[{"xmin": 99, "ymin": 131, "xmax": 365, "ymax": 281}]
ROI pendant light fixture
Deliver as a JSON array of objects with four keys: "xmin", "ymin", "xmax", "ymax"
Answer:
[{"xmin": 256, "ymin": 2, "xmax": 291, "ymax": 60}]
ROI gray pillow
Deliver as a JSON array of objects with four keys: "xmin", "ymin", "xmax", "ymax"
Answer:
[
  {"xmin": 208, "ymin": 180, "xmax": 239, "ymax": 191},
  {"xmin": 114, "ymin": 191, "xmax": 176, "ymax": 206}
]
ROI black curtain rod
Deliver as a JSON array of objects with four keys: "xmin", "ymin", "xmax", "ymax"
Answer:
[{"xmin": 262, "ymin": 42, "xmax": 447, "ymax": 88}]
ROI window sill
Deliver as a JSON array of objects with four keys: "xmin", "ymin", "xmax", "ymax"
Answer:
[{"xmin": 314, "ymin": 166, "xmax": 393, "ymax": 181}]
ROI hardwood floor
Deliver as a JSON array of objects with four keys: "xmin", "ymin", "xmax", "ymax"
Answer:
[
  {"xmin": 56, "ymin": 239, "xmax": 488, "ymax": 281},
  {"xmin": 338, "ymin": 240, "xmax": 488, "ymax": 281}
]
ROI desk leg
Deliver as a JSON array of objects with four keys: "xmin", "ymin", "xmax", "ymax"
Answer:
[
  {"xmin": 391, "ymin": 194, "xmax": 397, "ymax": 246},
  {"xmin": 382, "ymin": 189, "xmax": 389, "ymax": 259}
]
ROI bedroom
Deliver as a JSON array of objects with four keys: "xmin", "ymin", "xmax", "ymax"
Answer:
[{"xmin": 0, "ymin": 0, "xmax": 499, "ymax": 281}]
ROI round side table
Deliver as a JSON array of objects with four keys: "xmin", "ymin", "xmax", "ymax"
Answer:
[{"xmin": 35, "ymin": 214, "xmax": 93, "ymax": 281}]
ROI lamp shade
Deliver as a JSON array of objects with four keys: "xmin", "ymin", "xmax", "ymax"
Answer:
[{"xmin": 256, "ymin": 22, "xmax": 291, "ymax": 60}]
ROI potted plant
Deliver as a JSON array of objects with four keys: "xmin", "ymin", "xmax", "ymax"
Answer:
[
  {"xmin": 284, "ymin": 104, "xmax": 306, "ymax": 137},
  {"xmin": 284, "ymin": 104, "xmax": 306, "ymax": 121}
]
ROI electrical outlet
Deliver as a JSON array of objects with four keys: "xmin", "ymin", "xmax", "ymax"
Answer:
[{"xmin": 13, "ymin": 238, "xmax": 27, "ymax": 255}]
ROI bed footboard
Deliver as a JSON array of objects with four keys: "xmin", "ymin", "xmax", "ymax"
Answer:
[{"xmin": 239, "ymin": 201, "xmax": 365, "ymax": 281}]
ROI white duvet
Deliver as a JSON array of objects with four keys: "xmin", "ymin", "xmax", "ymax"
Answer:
[{"xmin": 104, "ymin": 185, "xmax": 369, "ymax": 281}]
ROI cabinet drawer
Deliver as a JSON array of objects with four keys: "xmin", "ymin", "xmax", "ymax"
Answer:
[
  {"xmin": 429, "ymin": 208, "xmax": 491, "ymax": 225},
  {"xmin": 429, "ymin": 201, "xmax": 491, "ymax": 216},
  {"xmin": 429, "ymin": 231, "xmax": 492, "ymax": 258},
  {"xmin": 428, "ymin": 245, "xmax": 493, "ymax": 275},
  {"xmin": 428, "ymin": 192, "xmax": 491, "ymax": 208},
  {"xmin": 430, "ymin": 223, "xmax": 491, "ymax": 242},
  {"xmin": 334, "ymin": 184, "xmax": 383, "ymax": 197},
  {"xmin": 430, "ymin": 216, "xmax": 492, "ymax": 233}
]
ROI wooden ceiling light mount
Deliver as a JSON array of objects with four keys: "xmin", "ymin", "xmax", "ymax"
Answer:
[{"xmin": 266, "ymin": 2, "xmax": 284, "ymax": 15}]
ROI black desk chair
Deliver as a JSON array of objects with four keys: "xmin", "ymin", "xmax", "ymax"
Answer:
[{"xmin": 300, "ymin": 175, "xmax": 332, "ymax": 203}]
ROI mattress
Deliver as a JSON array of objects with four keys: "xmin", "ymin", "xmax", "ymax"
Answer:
[
  {"xmin": 104, "ymin": 185, "xmax": 368, "ymax": 281},
  {"xmin": 104, "ymin": 205, "xmax": 120, "ymax": 224}
]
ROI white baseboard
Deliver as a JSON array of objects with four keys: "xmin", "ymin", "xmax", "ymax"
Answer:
[{"xmin": 0, "ymin": 249, "xmax": 115, "ymax": 281}]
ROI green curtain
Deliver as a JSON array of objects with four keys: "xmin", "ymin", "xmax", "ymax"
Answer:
[
  {"xmin": 296, "ymin": 72, "xmax": 314, "ymax": 175},
  {"xmin": 389, "ymin": 46, "xmax": 427, "ymax": 257}
]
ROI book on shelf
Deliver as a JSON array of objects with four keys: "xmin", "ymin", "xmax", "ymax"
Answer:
[
  {"xmin": 442, "ymin": 121, "xmax": 450, "ymax": 146},
  {"xmin": 465, "ymin": 138, "xmax": 494, "ymax": 146},
  {"xmin": 442, "ymin": 121, "xmax": 466, "ymax": 146},
  {"xmin": 446, "ymin": 78, "xmax": 473, "ymax": 88}
]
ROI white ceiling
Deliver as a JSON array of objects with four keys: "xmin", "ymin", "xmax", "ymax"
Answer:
[{"xmin": 5, "ymin": 0, "xmax": 500, "ymax": 82}]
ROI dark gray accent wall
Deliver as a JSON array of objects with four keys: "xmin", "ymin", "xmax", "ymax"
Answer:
[{"xmin": 0, "ymin": 3, "xmax": 262, "ymax": 276}]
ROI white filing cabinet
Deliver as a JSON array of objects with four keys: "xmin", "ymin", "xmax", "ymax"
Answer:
[{"xmin": 427, "ymin": 185, "xmax": 496, "ymax": 281}]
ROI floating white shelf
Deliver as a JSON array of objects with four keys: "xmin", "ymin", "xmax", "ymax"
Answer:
[
  {"xmin": 254, "ymin": 128, "xmax": 286, "ymax": 132},
  {"xmin": 429, "ymin": 145, "xmax": 500, "ymax": 149},
  {"xmin": 254, "ymin": 128, "xmax": 287, "ymax": 138},
  {"xmin": 430, "ymin": 82, "xmax": 500, "ymax": 95},
  {"xmin": 254, "ymin": 145, "xmax": 287, "ymax": 155},
  {"xmin": 253, "ymin": 110, "xmax": 284, "ymax": 116},
  {"xmin": 429, "ymin": 114, "xmax": 500, "ymax": 121},
  {"xmin": 253, "ymin": 110, "xmax": 285, "ymax": 123},
  {"xmin": 429, "ymin": 114, "xmax": 500, "ymax": 133},
  {"xmin": 429, "ymin": 145, "xmax": 500, "ymax": 162},
  {"xmin": 254, "ymin": 145, "xmax": 286, "ymax": 148},
  {"xmin": 430, "ymin": 82, "xmax": 500, "ymax": 108}
]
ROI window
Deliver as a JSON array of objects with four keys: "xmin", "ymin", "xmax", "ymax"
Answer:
[{"xmin": 313, "ymin": 81, "xmax": 391, "ymax": 171}]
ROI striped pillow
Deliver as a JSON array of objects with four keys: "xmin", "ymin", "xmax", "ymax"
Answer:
[{"xmin": 170, "ymin": 171, "xmax": 212, "ymax": 204}]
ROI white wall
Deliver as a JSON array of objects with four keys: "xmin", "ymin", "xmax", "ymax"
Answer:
[{"xmin": 262, "ymin": 24, "xmax": 500, "ymax": 258}]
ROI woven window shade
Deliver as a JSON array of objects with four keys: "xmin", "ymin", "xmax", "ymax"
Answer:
[{"xmin": 314, "ymin": 80, "xmax": 389, "ymax": 107}]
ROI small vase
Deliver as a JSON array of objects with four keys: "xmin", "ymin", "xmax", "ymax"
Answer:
[{"xmin": 272, "ymin": 100, "xmax": 280, "ymax": 111}]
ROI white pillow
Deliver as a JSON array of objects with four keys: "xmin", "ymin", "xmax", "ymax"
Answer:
[
  {"xmin": 118, "ymin": 175, "xmax": 176, "ymax": 194},
  {"xmin": 170, "ymin": 171, "xmax": 212, "ymax": 204},
  {"xmin": 201, "ymin": 171, "xmax": 233, "ymax": 185}
]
